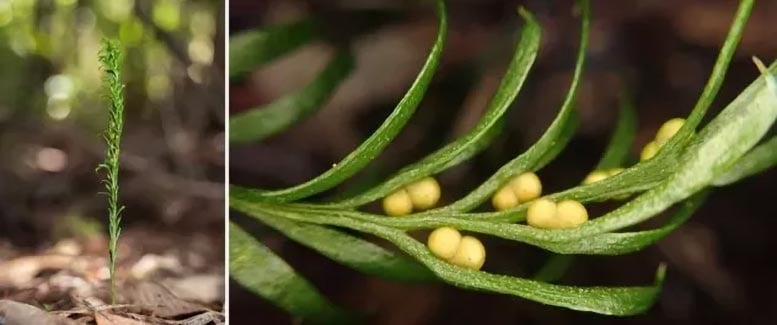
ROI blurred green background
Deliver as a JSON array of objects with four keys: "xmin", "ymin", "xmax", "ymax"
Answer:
[{"xmin": 0, "ymin": 0, "xmax": 224, "ymax": 251}]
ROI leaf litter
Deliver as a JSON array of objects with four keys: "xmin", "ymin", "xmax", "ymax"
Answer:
[{"xmin": 0, "ymin": 229, "xmax": 224, "ymax": 325}]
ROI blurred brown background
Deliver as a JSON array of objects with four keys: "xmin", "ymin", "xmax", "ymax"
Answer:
[{"xmin": 230, "ymin": 0, "xmax": 777, "ymax": 323}]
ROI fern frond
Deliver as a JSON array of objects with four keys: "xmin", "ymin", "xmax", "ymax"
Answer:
[{"xmin": 98, "ymin": 38, "xmax": 126, "ymax": 305}]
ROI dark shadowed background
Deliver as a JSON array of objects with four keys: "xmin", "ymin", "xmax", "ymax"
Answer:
[{"xmin": 230, "ymin": 0, "xmax": 777, "ymax": 323}]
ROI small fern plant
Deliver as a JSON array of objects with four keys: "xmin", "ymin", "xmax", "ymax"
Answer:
[
  {"xmin": 229, "ymin": 0, "xmax": 776, "ymax": 320},
  {"xmin": 97, "ymin": 39, "xmax": 126, "ymax": 305}
]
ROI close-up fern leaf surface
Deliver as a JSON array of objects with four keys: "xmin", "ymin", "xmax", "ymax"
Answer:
[{"xmin": 228, "ymin": 0, "xmax": 777, "ymax": 322}]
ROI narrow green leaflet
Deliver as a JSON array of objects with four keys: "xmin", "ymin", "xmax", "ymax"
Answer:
[
  {"xmin": 328, "ymin": 7, "xmax": 542, "ymax": 208},
  {"xmin": 530, "ymin": 112, "xmax": 580, "ymax": 170},
  {"xmin": 229, "ymin": 223, "xmax": 352, "ymax": 323},
  {"xmin": 713, "ymin": 135, "xmax": 777, "ymax": 186},
  {"xmin": 711, "ymin": 57, "xmax": 777, "ymax": 186},
  {"xmin": 230, "ymin": 52, "xmax": 354, "ymax": 144},
  {"xmin": 434, "ymin": 0, "xmax": 590, "ymax": 213},
  {"xmin": 420, "ymin": 66, "xmax": 775, "ymax": 244},
  {"xmin": 539, "ymin": 192, "xmax": 708, "ymax": 255},
  {"xmin": 532, "ymin": 254, "xmax": 575, "ymax": 283},
  {"xmin": 525, "ymin": 0, "xmax": 755, "ymax": 207},
  {"xmin": 227, "ymin": 0, "xmax": 771, "ymax": 317},
  {"xmin": 464, "ymin": 64, "xmax": 773, "ymax": 224},
  {"xmin": 234, "ymin": 68, "xmax": 757, "ymax": 240},
  {"xmin": 243, "ymin": 208, "xmax": 434, "ymax": 282},
  {"xmin": 380, "ymin": 226, "xmax": 665, "ymax": 316},
  {"xmin": 251, "ymin": 62, "xmax": 773, "ymax": 232},
  {"xmin": 655, "ymin": 0, "xmax": 754, "ymax": 156},
  {"xmin": 535, "ymin": 95, "xmax": 637, "ymax": 281},
  {"xmin": 230, "ymin": 19, "xmax": 319, "ymax": 79},
  {"xmin": 540, "ymin": 61, "xmax": 777, "ymax": 241},
  {"xmin": 596, "ymin": 92, "xmax": 637, "ymax": 169},
  {"xmin": 237, "ymin": 188, "xmax": 704, "ymax": 256},
  {"xmin": 251, "ymin": 0, "xmax": 448, "ymax": 203},
  {"xmin": 231, "ymin": 196, "xmax": 665, "ymax": 316}
]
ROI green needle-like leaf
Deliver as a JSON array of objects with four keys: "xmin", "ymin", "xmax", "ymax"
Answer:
[
  {"xmin": 435, "ymin": 0, "xmax": 590, "ymax": 213},
  {"xmin": 229, "ymin": 0, "xmax": 770, "ymax": 317},
  {"xmin": 544, "ymin": 0, "xmax": 755, "ymax": 206},
  {"xmin": 230, "ymin": 52, "xmax": 354, "ymax": 144},
  {"xmin": 532, "ymin": 254, "xmax": 575, "ymax": 283},
  {"xmin": 230, "ymin": 19, "xmax": 320, "ymax": 79},
  {"xmin": 655, "ymin": 0, "xmax": 754, "ymax": 157},
  {"xmin": 230, "ymin": 222, "xmax": 353, "ymax": 323},
  {"xmin": 328, "ymin": 7, "xmax": 541, "ymax": 208},
  {"xmin": 531, "ymin": 112, "xmax": 580, "ymax": 170},
  {"xmin": 379, "ymin": 225, "xmax": 666, "ymax": 316},
  {"xmin": 713, "ymin": 135, "xmax": 777, "ymax": 186},
  {"xmin": 233, "ymin": 187, "xmax": 704, "ymax": 256},
  {"xmin": 542, "ymin": 61, "xmax": 777, "ymax": 241},
  {"xmin": 471, "ymin": 60, "xmax": 774, "ymax": 224},
  {"xmin": 538, "ymin": 192, "xmax": 708, "ymax": 255},
  {"xmin": 249, "ymin": 0, "xmax": 447, "ymax": 203},
  {"xmin": 98, "ymin": 39, "xmax": 126, "ymax": 304},
  {"xmin": 596, "ymin": 92, "xmax": 637, "ymax": 170},
  {"xmin": 241, "ymin": 208, "xmax": 434, "ymax": 282},
  {"xmin": 232, "ymin": 195, "xmax": 666, "ymax": 316},
  {"xmin": 236, "ymin": 58, "xmax": 772, "ymax": 244},
  {"xmin": 536, "ymin": 93, "xmax": 637, "ymax": 281},
  {"xmin": 236, "ymin": 64, "xmax": 769, "ymax": 245}
]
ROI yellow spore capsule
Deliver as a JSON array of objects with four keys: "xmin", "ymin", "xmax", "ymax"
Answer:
[
  {"xmin": 509, "ymin": 172, "xmax": 542, "ymax": 203},
  {"xmin": 382, "ymin": 189, "xmax": 413, "ymax": 216},
  {"xmin": 427, "ymin": 227, "xmax": 461, "ymax": 260},
  {"xmin": 555, "ymin": 200, "xmax": 589, "ymax": 228},
  {"xmin": 526, "ymin": 198, "xmax": 558, "ymax": 229},
  {"xmin": 406, "ymin": 177, "xmax": 441, "ymax": 210},
  {"xmin": 448, "ymin": 235, "xmax": 486, "ymax": 270},
  {"xmin": 640, "ymin": 141, "xmax": 659, "ymax": 161},
  {"xmin": 655, "ymin": 118, "xmax": 685, "ymax": 146},
  {"xmin": 492, "ymin": 186, "xmax": 518, "ymax": 211},
  {"xmin": 582, "ymin": 170, "xmax": 609, "ymax": 185}
]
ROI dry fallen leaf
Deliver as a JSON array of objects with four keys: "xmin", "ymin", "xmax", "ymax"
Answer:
[
  {"xmin": 94, "ymin": 312, "xmax": 148, "ymax": 325},
  {"xmin": 0, "ymin": 299, "xmax": 75, "ymax": 325},
  {"xmin": 162, "ymin": 274, "xmax": 224, "ymax": 303},
  {"xmin": 121, "ymin": 281, "xmax": 209, "ymax": 318},
  {"xmin": 0, "ymin": 256, "xmax": 76, "ymax": 287},
  {"xmin": 178, "ymin": 311, "xmax": 225, "ymax": 325}
]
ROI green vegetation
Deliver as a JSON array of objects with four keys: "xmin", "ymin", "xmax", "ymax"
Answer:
[
  {"xmin": 97, "ymin": 39, "xmax": 126, "ymax": 305},
  {"xmin": 230, "ymin": 0, "xmax": 776, "ymax": 320},
  {"xmin": 0, "ymin": 0, "xmax": 221, "ymax": 307}
]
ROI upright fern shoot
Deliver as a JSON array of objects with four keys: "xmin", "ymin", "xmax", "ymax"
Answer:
[{"xmin": 97, "ymin": 39, "xmax": 126, "ymax": 304}]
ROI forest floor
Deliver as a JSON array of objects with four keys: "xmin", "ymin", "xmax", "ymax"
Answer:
[{"xmin": 0, "ymin": 226, "xmax": 224, "ymax": 325}]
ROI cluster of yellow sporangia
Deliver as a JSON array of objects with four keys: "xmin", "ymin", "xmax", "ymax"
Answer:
[
  {"xmin": 488, "ymin": 171, "xmax": 590, "ymax": 229},
  {"xmin": 640, "ymin": 118, "xmax": 686, "ymax": 161},
  {"xmin": 491, "ymin": 172, "xmax": 542, "ymax": 211},
  {"xmin": 412, "ymin": 118, "xmax": 687, "ymax": 264},
  {"xmin": 527, "ymin": 198, "xmax": 588, "ymax": 229},
  {"xmin": 427, "ymin": 227, "xmax": 486, "ymax": 270},
  {"xmin": 382, "ymin": 177, "xmax": 441, "ymax": 216}
]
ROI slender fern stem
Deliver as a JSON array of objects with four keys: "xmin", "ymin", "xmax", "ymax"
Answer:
[{"xmin": 98, "ymin": 39, "xmax": 125, "ymax": 304}]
